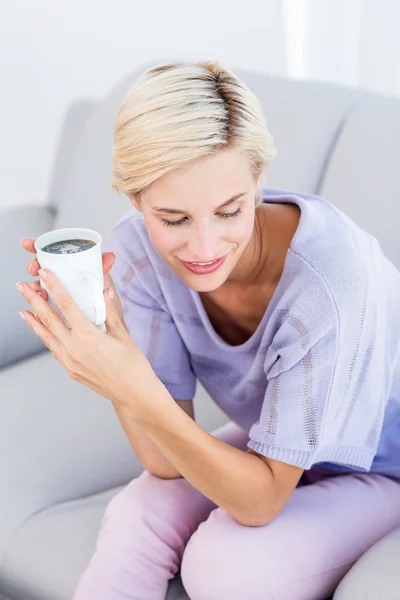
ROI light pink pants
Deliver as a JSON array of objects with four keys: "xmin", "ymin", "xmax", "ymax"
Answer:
[{"xmin": 73, "ymin": 421, "xmax": 400, "ymax": 600}]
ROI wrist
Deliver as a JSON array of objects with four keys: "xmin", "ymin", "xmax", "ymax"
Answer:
[{"xmin": 119, "ymin": 361, "xmax": 172, "ymax": 421}]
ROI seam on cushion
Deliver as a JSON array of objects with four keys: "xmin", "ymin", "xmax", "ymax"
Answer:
[
  {"xmin": 254, "ymin": 560, "xmax": 355, "ymax": 600},
  {"xmin": 315, "ymin": 92, "xmax": 368, "ymax": 196}
]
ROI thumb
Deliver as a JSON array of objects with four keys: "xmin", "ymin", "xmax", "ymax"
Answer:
[{"xmin": 103, "ymin": 286, "xmax": 126, "ymax": 337}]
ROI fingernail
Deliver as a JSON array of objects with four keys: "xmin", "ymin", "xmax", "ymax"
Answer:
[
  {"xmin": 19, "ymin": 311, "xmax": 26, "ymax": 321},
  {"xmin": 38, "ymin": 269, "xmax": 47, "ymax": 279},
  {"xmin": 28, "ymin": 263, "xmax": 33, "ymax": 274},
  {"xmin": 108, "ymin": 287, "xmax": 114, "ymax": 299},
  {"xmin": 15, "ymin": 282, "xmax": 24, "ymax": 293}
]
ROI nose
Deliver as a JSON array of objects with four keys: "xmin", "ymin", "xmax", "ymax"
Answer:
[{"xmin": 186, "ymin": 220, "xmax": 219, "ymax": 261}]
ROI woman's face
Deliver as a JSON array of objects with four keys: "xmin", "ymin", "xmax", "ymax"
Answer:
[{"xmin": 130, "ymin": 149, "xmax": 262, "ymax": 292}]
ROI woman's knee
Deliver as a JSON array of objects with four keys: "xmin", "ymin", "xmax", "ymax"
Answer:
[
  {"xmin": 102, "ymin": 469, "xmax": 217, "ymax": 550},
  {"xmin": 103, "ymin": 470, "xmax": 189, "ymax": 528},
  {"xmin": 180, "ymin": 508, "xmax": 285, "ymax": 600}
]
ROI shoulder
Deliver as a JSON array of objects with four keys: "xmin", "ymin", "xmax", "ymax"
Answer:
[{"xmin": 266, "ymin": 188, "xmax": 386, "ymax": 315}]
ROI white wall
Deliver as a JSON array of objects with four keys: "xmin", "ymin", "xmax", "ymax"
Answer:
[
  {"xmin": 293, "ymin": 0, "xmax": 400, "ymax": 95},
  {"xmin": 0, "ymin": 0, "xmax": 286, "ymax": 211}
]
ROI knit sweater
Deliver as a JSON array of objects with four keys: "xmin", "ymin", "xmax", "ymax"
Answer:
[{"xmin": 106, "ymin": 187, "xmax": 400, "ymax": 478}]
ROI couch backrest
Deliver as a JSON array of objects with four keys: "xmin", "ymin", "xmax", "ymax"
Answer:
[{"xmin": 319, "ymin": 95, "xmax": 400, "ymax": 269}]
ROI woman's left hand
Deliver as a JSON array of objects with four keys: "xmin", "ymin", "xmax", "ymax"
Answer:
[{"xmin": 16, "ymin": 268, "xmax": 152, "ymax": 410}]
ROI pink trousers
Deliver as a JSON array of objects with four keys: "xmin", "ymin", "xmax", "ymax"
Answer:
[{"xmin": 73, "ymin": 421, "xmax": 400, "ymax": 600}]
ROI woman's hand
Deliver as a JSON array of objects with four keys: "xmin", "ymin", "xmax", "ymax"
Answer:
[
  {"xmin": 22, "ymin": 238, "xmax": 127, "ymax": 328},
  {"xmin": 18, "ymin": 238, "xmax": 152, "ymax": 411}
]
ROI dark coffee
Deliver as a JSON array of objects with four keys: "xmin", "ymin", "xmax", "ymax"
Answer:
[{"xmin": 41, "ymin": 238, "xmax": 96, "ymax": 255}]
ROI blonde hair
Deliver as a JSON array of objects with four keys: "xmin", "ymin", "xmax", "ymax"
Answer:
[{"xmin": 112, "ymin": 60, "xmax": 277, "ymax": 205}]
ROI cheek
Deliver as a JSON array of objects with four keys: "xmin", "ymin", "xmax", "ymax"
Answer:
[
  {"xmin": 145, "ymin": 220, "xmax": 183, "ymax": 255},
  {"xmin": 228, "ymin": 211, "xmax": 255, "ymax": 244}
]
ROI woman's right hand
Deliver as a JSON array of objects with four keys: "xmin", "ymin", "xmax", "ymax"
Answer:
[{"xmin": 21, "ymin": 237, "xmax": 127, "ymax": 328}]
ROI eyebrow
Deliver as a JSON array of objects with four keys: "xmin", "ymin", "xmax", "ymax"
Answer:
[{"xmin": 152, "ymin": 192, "xmax": 247, "ymax": 215}]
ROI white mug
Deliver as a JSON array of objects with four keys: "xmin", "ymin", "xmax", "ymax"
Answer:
[{"xmin": 34, "ymin": 228, "xmax": 107, "ymax": 333}]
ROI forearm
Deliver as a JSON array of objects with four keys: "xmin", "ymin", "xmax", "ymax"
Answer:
[
  {"xmin": 131, "ymin": 383, "xmax": 278, "ymax": 526},
  {"xmin": 113, "ymin": 403, "xmax": 182, "ymax": 479}
]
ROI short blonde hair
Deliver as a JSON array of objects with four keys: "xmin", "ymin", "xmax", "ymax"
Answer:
[{"xmin": 112, "ymin": 60, "xmax": 277, "ymax": 205}]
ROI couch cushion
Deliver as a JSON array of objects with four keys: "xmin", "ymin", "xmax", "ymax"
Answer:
[
  {"xmin": 319, "ymin": 94, "xmax": 400, "ymax": 270},
  {"xmin": 1, "ymin": 205, "xmax": 54, "ymax": 369},
  {"xmin": 0, "ymin": 486, "xmax": 189, "ymax": 600},
  {"xmin": 0, "ymin": 348, "xmax": 227, "ymax": 587},
  {"xmin": 0, "ymin": 487, "xmax": 122, "ymax": 600},
  {"xmin": 334, "ymin": 526, "xmax": 400, "ymax": 599},
  {"xmin": 0, "ymin": 350, "xmax": 143, "ymax": 574}
]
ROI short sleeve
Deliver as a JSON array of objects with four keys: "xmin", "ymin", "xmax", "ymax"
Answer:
[
  {"xmin": 106, "ymin": 220, "xmax": 196, "ymax": 400},
  {"xmin": 247, "ymin": 299, "xmax": 382, "ymax": 471}
]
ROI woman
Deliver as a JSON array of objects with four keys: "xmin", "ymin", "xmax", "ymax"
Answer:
[{"xmin": 19, "ymin": 61, "xmax": 400, "ymax": 599}]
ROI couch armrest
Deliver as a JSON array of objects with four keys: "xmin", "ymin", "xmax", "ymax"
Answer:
[{"xmin": 0, "ymin": 204, "xmax": 54, "ymax": 370}]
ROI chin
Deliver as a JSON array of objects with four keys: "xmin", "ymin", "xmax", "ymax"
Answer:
[
  {"xmin": 188, "ymin": 279, "xmax": 226, "ymax": 293},
  {"xmin": 180, "ymin": 269, "xmax": 231, "ymax": 293}
]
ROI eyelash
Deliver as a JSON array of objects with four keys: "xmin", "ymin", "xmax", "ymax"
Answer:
[{"xmin": 161, "ymin": 207, "xmax": 243, "ymax": 227}]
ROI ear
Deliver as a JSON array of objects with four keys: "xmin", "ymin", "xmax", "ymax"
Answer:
[{"xmin": 256, "ymin": 172, "xmax": 264, "ymax": 187}]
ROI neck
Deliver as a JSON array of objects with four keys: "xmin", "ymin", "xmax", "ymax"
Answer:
[{"xmin": 225, "ymin": 204, "xmax": 280, "ymax": 287}]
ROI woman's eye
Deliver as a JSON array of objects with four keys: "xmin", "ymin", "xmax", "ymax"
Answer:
[
  {"xmin": 161, "ymin": 216, "xmax": 188, "ymax": 227},
  {"xmin": 161, "ymin": 207, "xmax": 242, "ymax": 227}
]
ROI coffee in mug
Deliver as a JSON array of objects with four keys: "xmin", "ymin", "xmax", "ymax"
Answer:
[{"xmin": 42, "ymin": 239, "xmax": 96, "ymax": 255}]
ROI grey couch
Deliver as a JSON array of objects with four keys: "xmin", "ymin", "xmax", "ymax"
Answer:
[{"xmin": 1, "ymin": 63, "xmax": 400, "ymax": 600}]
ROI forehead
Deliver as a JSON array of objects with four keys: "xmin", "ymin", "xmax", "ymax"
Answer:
[{"xmin": 142, "ymin": 150, "xmax": 254, "ymax": 211}]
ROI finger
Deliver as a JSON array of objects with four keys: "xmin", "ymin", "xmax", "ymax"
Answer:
[
  {"xmin": 103, "ymin": 273, "xmax": 127, "ymax": 329},
  {"xmin": 16, "ymin": 279, "xmax": 72, "ymax": 344},
  {"xmin": 27, "ymin": 258, "xmax": 41, "ymax": 277},
  {"xmin": 102, "ymin": 252, "xmax": 115, "ymax": 274},
  {"xmin": 21, "ymin": 238, "xmax": 37, "ymax": 254},
  {"xmin": 103, "ymin": 287, "xmax": 127, "ymax": 337},
  {"xmin": 29, "ymin": 280, "xmax": 48, "ymax": 300},
  {"xmin": 26, "ymin": 281, "xmax": 44, "ymax": 320},
  {"xmin": 36, "ymin": 269, "xmax": 92, "ymax": 332},
  {"xmin": 26, "ymin": 281, "xmax": 47, "ymax": 319},
  {"xmin": 19, "ymin": 309, "xmax": 64, "ymax": 356}
]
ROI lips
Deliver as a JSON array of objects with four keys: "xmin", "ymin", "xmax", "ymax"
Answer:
[{"xmin": 180, "ymin": 254, "xmax": 227, "ymax": 275}]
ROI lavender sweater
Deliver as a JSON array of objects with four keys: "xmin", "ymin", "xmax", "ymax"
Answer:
[{"xmin": 107, "ymin": 187, "xmax": 400, "ymax": 478}]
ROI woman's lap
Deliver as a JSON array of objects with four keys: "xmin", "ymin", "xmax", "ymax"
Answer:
[
  {"xmin": 181, "ymin": 468, "xmax": 400, "ymax": 599},
  {"xmin": 179, "ymin": 423, "xmax": 400, "ymax": 599},
  {"xmin": 73, "ymin": 420, "xmax": 400, "ymax": 600}
]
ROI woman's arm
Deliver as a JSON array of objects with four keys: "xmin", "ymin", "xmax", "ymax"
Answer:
[
  {"xmin": 17, "ymin": 268, "xmax": 302, "ymax": 528},
  {"xmin": 113, "ymin": 399, "xmax": 194, "ymax": 480},
  {"xmin": 129, "ymin": 381, "xmax": 304, "ymax": 527}
]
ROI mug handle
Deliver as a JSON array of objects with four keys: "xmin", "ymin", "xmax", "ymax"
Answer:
[{"xmin": 80, "ymin": 271, "xmax": 107, "ymax": 326}]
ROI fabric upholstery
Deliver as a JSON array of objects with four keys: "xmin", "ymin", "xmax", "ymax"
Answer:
[{"xmin": 0, "ymin": 205, "xmax": 54, "ymax": 368}]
